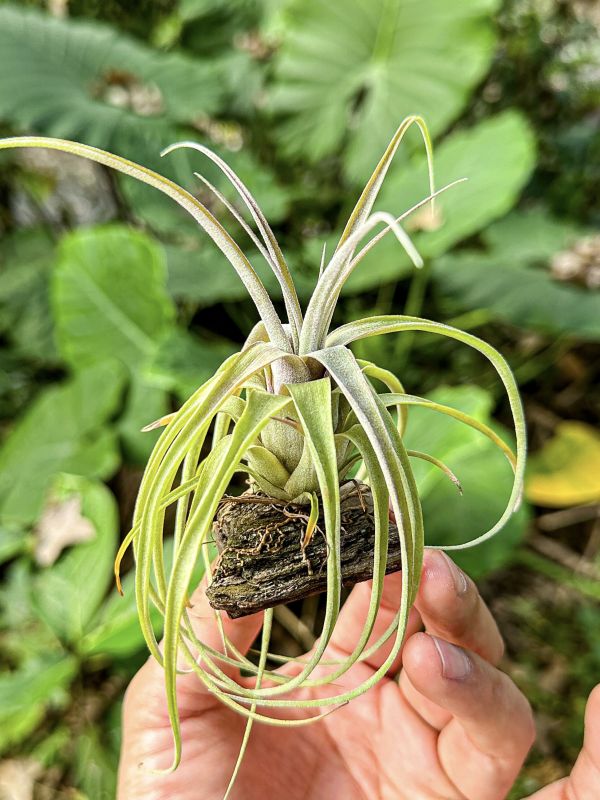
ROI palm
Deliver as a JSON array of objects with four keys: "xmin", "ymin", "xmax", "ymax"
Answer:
[
  {"xmin": 120, "ymin": 659, "xmax": 461, "ymax": 800},
  {"xmin": 119, "ymin": 559, "xmax": 536, "ymax": 800}
]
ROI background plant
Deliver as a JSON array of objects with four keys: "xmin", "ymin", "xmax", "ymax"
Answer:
[{"xmin": 0, "ymin": 1, "xmax": 598, "ymax": 798}]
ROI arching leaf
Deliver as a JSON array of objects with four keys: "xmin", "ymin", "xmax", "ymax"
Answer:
[{"xmin": 342, "ymin": 112, "xmax": 536, "ymax": 292}]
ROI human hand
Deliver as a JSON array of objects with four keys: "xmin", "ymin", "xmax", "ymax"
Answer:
[{"xmin": 118, "ymin": 550, "xmax": 536, "ymax": 800}]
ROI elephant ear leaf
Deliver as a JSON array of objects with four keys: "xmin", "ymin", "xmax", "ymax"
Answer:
[
  {"xmin": 0, "ymin": 4, "xmax": 225, "ymax": 155},
  {"xmin": 270, "ymin": 0, "xmax": 500, "ymax": 181},
  {"xmin": 53, "ymin": 225, "xmax": 175, "ymax": 371}
]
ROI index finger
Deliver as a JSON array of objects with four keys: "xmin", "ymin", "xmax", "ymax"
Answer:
[{"xmin": 415, "ymin": 549, "xmax": 504, "ymax": 666}]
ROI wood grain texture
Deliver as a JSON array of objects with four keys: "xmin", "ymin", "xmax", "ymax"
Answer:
[{"xmin": 206, "ymin": 486, "xmax": 402, "ymax": 618}]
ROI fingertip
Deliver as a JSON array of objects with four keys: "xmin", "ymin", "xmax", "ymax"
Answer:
[
  {"xmin": 402, "ymin": 631, "xmax": 443, "ymax": 683},
  {"xmin": 418, "ymin": 550, "xmax": 469, "ymax": 608}
]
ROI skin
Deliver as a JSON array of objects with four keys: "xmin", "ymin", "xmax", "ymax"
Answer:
[{"xmin": 119, "ymin": 551, "xmax": 599, "ymax": 799}]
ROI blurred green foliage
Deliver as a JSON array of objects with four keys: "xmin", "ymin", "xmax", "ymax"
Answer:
[{"xmin": 0, "ymin": 0, "xmax": 599, "ymax": 796}]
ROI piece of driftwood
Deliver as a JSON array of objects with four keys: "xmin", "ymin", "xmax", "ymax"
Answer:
[{"xmin": 206, "ymin": 485, "xmax": 402, "ymax": 618}]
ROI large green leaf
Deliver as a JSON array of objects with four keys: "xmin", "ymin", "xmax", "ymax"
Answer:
[
  {"xmin": 0, "ymin": 5, "xmax": 226, "ymax": 157},
  {"xmin": 53, "ymin": 225, "xmax": 175, "ymax": 371},
  {"xmin": 434, "ymin": 209, "xmax": 600, "ymax": 340},
  {"xmin": 481, "ymin": 206, "xmax": 582, "ymax": 262},
  {"xmin": 32, "ymin": 475, "xmax": 119, "ymax": 644},
  {"xmin": 270, "ymin": 0, "xmax": 500, "ymax": 181},
  {"xmin": 78, "ymin": 567, "xmax": 155, "ymax": 659},
  {"xmin": 0, "ymin": 652, "xmax": 77, "ymax": 754},
  {"xmin": 165, "ymin": 240, "xmax": 248, "ymax": 304},
  {"xmin": 403, "ymin": 385, "xmax": 529, "ymax": 577},
  {"xmin": 342, "ymin": 112, "xmax": 536, "ymax": 292},
  {"xmin": 0, "ymin": 361, "xmax": 125, "ymax": 524},
  {"xmin": 0, "ymin": 227, "xmax": 57, "ymax": 362},
  {"xmin": 0, "ymin": 525, "xmax": 25, "ymax": 565}
]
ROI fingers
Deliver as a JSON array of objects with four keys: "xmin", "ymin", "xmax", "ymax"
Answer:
[
  {"xmin": 324, "ymin": 548, "xmax": 503, "ymax": 681},
  {"xmin": 416, "ymin": 550, "xmax": 504, "ymax": 665},
  {"xmin": 399, "ymin": 549, "xmax": 505, "ymax": 729},
  {"xmin": 403, "ymin": 632, "xmax": 535, "ymax": 800},
  {"xmin": 325, "ymin": 571, "xmax": 422, "ymax": 674}
]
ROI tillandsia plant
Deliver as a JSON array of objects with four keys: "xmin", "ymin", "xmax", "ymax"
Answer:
[{"xmin": 0, "ymin": 117, "xmax": 526, "ymax": 795}]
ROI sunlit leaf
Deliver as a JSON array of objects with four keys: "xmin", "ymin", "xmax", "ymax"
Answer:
[{"xmin": 526, "ymin": 422, "xmax": 600, "ymax": 507}]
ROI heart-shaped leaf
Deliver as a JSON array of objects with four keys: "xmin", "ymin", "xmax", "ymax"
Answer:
[
  {"xmin": 271, "ymin": 0, "xmax": 500, "ymax": 181},
  {"xmin": 53, "ymin": 225, "xmax": 175, "ymax": 372},
  {"xmin": 0, "ymin": 5, "xmax": 226, "ymax": 157}
]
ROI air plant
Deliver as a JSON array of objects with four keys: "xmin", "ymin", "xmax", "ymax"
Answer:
[{"xmin": 0, "ymin": 118, "xmax": 526, "ymax": 796}]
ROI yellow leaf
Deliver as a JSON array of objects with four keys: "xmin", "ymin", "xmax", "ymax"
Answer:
[{"xmin": 525, "ymin": 421, "xmax": 600, "ymax": 507}]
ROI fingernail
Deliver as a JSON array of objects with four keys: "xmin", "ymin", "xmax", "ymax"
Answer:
[
  {"xmin": 424, "ymin": 550, "xmax": 468, "ymax": 596},
  {"xmin": 440, "ymin": 551, "xmax": 469, "ymax": 596},
  {"xmin": 431, "ymin": 636, "xmax": 472, "ymax": 681}
]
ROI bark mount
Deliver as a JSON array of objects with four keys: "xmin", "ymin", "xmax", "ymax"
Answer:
[{"xmin": 206, "ymin": 484, "xmax": 402, "ymax": 618}]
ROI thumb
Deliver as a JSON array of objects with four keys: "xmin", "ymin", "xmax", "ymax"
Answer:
[{"xmin": 525, "ymin": 683, "xmax": 600, "ymax": 799}]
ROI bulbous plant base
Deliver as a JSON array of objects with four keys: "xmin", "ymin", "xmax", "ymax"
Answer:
[{"xmin": 206, "ymin": 483, "xmax": 402, "ymax": 618}]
